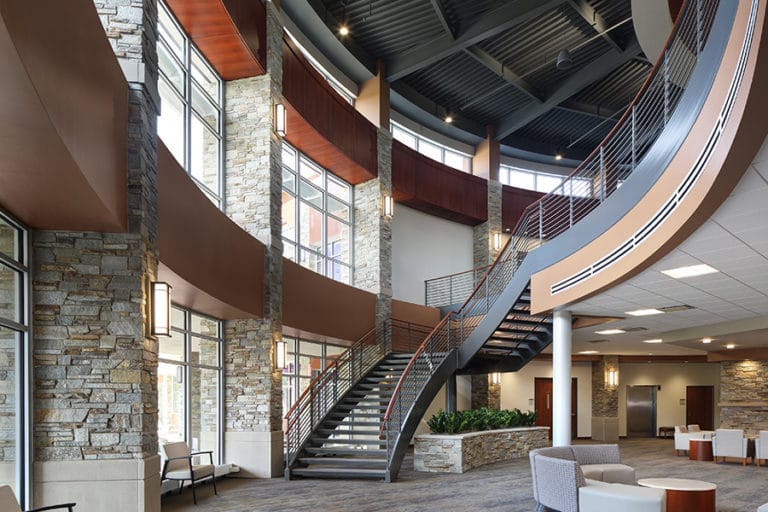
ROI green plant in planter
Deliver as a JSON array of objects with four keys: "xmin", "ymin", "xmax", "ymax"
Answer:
[{"xmin": 427, "ymin": 407, "xmax": 536, "ymax": 434}]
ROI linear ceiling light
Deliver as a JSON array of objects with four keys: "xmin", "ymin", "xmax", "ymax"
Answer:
[
  {"xmin": 661, "ymin": 264, "xmax": 718, "ymax": 279},
  {"xmin": 702, "ymin": 338, "xmax": 713, "ymax": 344},
  {"xmin": 595, "ymin": 329, "xmax": 625, "ymax": 335},
  {"xmin": 642, "ymin": 339, "xmax": 663, "ymax": 344},
  {"xmin": 626, "ymin": 308, "xmax": 664, "ymax": 316}
]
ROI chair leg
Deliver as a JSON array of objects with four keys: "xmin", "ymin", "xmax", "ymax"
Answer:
[
  {"xmin": 178, "ymin": 480, "xmax": 185, "ymax": 495},
  {"xmin": 212, "ymin": 474, "xmax": 218, "ymax": 496},
  {"xmin": 191, "ymin": 477, "xmax": 197, "ymax": 505}
]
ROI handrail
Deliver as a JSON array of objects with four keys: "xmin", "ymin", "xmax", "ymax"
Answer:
[
  {"xmin": 283, "ymin": 321, "xmax": 389, "ymax": 470},
  {"xmin": 424, "ymin": 264, "xmax": 493, "ymax": 307},
  {"xmin": 381, "ymin": 0, "xmax": 721, "ymax": 473}
]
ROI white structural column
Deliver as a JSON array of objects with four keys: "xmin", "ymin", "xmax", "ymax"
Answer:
[{"xmin": 552, "ymin": 309, "xmax": 573, "ymax": 446}]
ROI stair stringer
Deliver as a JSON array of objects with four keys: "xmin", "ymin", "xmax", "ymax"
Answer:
[{"xmin": 383, "ymin": 352, "xmax": 459, "ymax": 482}]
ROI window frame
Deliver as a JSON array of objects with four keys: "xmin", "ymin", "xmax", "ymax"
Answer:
[
  {"xmin": 158, "ymin": 305, "xmax": 224, "ymax": 464},
  {"xmin": 281, "ymin": 143, "xmax": 354, "ymax": 284},
  {"xmin": 157, "ymin": 0, "xmax": 224, "ymax": 208},
  {"xmin": 391, "ymin": 121, "xmax": 472, "ymax": 173}
]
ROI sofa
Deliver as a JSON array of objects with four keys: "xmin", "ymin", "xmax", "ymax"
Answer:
[
  {"xmin": 673, "ymin": 425, "xmax": 714, "ymax": 455},
  {"xmin": 529, "ymin": 445, "xmax": 666, "ymax": 512}
]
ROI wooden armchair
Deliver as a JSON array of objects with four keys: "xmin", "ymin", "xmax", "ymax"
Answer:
[
  {"xmin": 161, "ymin": 441, "xmax": 218, "ymax": 505},
  {"xmin": 0, "ymin": 485, "xmax": 75, "ymax": 512}
]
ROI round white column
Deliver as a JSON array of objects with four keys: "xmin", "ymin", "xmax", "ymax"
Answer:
[{"xmin": 552, "ymin": 309, "xmax": 573, "ymax": 446}]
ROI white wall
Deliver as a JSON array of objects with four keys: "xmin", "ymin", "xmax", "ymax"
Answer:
[
  {"xmin": 618, "ymin": 363, "xmax": 720, "ymax": 436},
  {"xmin": 391, "ymin": 205, "xmax": 474, "ymax": 304},
  {"xmin": 499, "ymin": 360, "xmax": 593, "ymax": 438},
  {"xmin": 412, "ymin": 376, "xmax": 472, "ymax": 437}
]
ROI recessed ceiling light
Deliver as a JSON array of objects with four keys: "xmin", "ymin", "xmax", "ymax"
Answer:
[
  {"xmin": 702, "ymin": 338, "xmax": 712, "ymax": 344},
  {"xmin": 643, "ymin": 339, "xmax": 663, "ymax": 344},
  {"xmin": 626, "ymin": 308, "xmax": 664, "ymax": 316},
  {"xmin": 661, "ymin": 264, "xmax": 718, "ymax": 279},
  {"xmin": 578, "ymin": 350, "xmax": 599, "ymax": 355},
  {"xmin": 338, "ymin": 24, "xmax": 350, "ymax": 36},
  {"xmin": 444, "ymin": 115, "xmax": 454, "ymax": 123},
  {"xmin": 595, "ymin": 329, "xmax": 625, "ymax": 335},
  {"xmin": 555, "ymin": 152, "xmax": 563, "ymax": 161},
  {"xmin": 726, "ymin": 343, "xmax": 736, "ymax": 349}
]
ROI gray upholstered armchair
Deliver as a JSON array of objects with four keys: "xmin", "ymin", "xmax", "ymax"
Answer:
[{"xmin": 0, "ymin": 485, "xmax": 75, "ymax": 512}]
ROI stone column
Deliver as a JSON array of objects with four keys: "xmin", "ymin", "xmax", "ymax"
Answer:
[
  {"xmin": 472, "ymin": 129, "xmax": 502, "ymax": 267},
  {"xmin": 32, "ymin": 2, "xmax": 161, "ymax": 510},
  {"xmin": 591, "ymin": 355, "xmax": 619, "ymax": 441},
  {"xmin": 222, "ymin": 1, "xmax": 283, "ymax": 478},
  {"xmin": 353, "ymin": 64, "xmax": 393, "ymax": 332},
  {"xmin": 470, "ymin": 375, "xmax": 501, "ymax": 410},
  {"xmin": 719, "ymin": 360, "xmax": 768, "ymax": 435}
]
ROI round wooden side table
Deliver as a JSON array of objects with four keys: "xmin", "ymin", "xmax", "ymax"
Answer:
[
  {"xmin": 638, "ymin": 477, "xmax": 716, "ymax": 512},
  {"xmin": 689, "ymin": 438, "xmax": 714, "ymax": 461}
]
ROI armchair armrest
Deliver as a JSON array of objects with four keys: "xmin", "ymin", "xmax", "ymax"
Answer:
[
  {"xmin": 27, "ymin": 504, "xmax": 76, "ymax": 512},
  {"xmin": 190, "ymin": 451, "xmax": 215, "ymax": 464}
]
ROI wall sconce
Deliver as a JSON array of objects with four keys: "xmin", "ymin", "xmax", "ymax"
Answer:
[
  {"xmin": 275, "ymin": 103, "xmax": 286, "ymax": 136},
  {"xmin": 382, "ymin": 194, "xmax": 394, "ymax": 219},
  {"xmin": 151, "ymin": 282, "xmax": 172, "ymax": 337},
  {"xmin": 492, "ymin": 232, "xmax": 502, "ymax": 251},
  {"xmin": 490, "ymin": 372, "xmax": 501, "ymax": 385},
  {"xmin": 275, "ymin": 335, "xmax": 287, "ymax": 369},
  {"xmin": 606, "ymin": 368, "xmax": 618, "ymax": 388}
]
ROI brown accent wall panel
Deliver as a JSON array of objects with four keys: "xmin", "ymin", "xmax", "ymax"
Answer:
[
  {"xmin": 392, "ymin": 141, "xmax": 487, "ymax": 225},
  {"xmin": 165, "ymin": 0, "xmax": 265, "ymax": 79},
  {"xmin": 158, "ymin": 143, "xmax": 265, "ymax": 319},
  {"xmin": 282, "ymin": 37, "xmax": 378, "ymax": 183},
  {"xmin": 392, "ymin": 300, "xmax": 441, "ymax": 327},
  {"xmin": 501, "ymin": 185, "xmax": 545, "ymax": 231}
]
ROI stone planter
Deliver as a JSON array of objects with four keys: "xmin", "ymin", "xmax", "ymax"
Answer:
[{"xmin": 414, "ymin": 427, "xmax": 549, "ymax": 474}]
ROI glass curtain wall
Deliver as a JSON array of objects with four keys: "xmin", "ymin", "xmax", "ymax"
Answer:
[
  {"xmin": 281, "ymin": 337, "xmax": 345, "ymax": 413},
  {"xmin": 158, "ymin": 306, "xmax": 223, "ymax": 463},
  {"xmin": 391, "ymin": 121, "xmax": 472, "ymax": 173},
  {"xmin": 157, "ymin": 0, "xmax": 224, "ymax": 208},
  {"xmin": 281, "ymin": 143, "xmax": 353, "ymax": 284},
  {"xmin": 0, "ymin": 211, "xmax": 28, "ymax": 505}
]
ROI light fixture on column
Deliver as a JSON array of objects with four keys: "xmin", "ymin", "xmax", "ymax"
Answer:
[
  {"xmin": 606, "ymin": 368, "xmax": 618, "ymax": 388},
  {"xmin": 492, "ymin": 232, "xmax": 502, "ymax": 251},
  {"xmin": 382, "ymin": 194, "xmax": 394, "ymax": 219},
  {"xmin": 490, "ymin": 372, "xmax": 501, "ymax": 385},
  {"xmin": 151, "ymin": 281, "xmax": 172, "ymax": 337},
  {"xmin": 275, "ymin": 103, "xmax": 286, "ymax": 137},
  {"xmin": 275, "ymin": 334, "xmax": 287, "ymax": 369}
]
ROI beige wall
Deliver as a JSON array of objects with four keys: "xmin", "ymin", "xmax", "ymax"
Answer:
[{"xmin": 618, "ymin": 362, "xmax": 720, "ymax": 436}]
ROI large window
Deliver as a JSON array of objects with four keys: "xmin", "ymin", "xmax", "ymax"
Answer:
[
  {"xmin": 500, "ymin": 164, "xmax": 592, "ymax": 198},
  {"xmin": 285, "ymin": 30, "xmax": 356, "ymax": 105},
  {"xmin": 157, "ymin": 1, "xmax": 224, "ymax": 207},
  {"xmin": 281, "ymin": 337, "xmax": 346, "ymax": 413},
  {"xmin": 0, "ymin": 211, "xmax": 28, "ymax": 505},
  {"xmin": 158, "ymin": 307, "xmax": 223, "ymax": 463},
  {"xmin": 281, "ymin": 143, "xmax": 353, "ymax": 284},
  {"xmin": 391, "ymin": 121, "xmax": 472, "ymax": 173}
]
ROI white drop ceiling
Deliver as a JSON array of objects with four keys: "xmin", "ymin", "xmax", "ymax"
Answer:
[{"xmin": 567, "ymin": 137, "xmax": 768, "ymax": 356}]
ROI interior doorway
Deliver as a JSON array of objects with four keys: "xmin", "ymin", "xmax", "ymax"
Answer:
[
  {"xmin": 686, "ymin": 385, "xmax": 715, "ymax": 430},
  {"xmin": 626, "ymin": 385, "xmax": 658, "ymax": 437},
  {"xmin": 534, "ymin": 377, "xmax": 577, "ymax": 440}
]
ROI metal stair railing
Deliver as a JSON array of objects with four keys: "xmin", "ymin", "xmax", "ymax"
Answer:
[
  {"xmin": 382, "ymin": 0, "xmax": 720, "ymax": 478},
  {"xmin": 283, "ymin": 321, "xmax": 390, "ymax": 471},
  {"xmin": 424, "ymin": 264, "xmax": 492, "ymax": 308},
  {"xmin": 422, "ymin": 0, "xmax": 718, "ymax": 310}
]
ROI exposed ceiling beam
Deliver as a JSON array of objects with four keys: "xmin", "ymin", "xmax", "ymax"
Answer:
[
  {"xmin": 495, "ymin": 40, "xmax": 642, "ymax": 140},
  {"xmin": 429, "ymin": 0, "xmax": 455, "ymax": 40},
  {"xmin": 559, "ymin": 99, "xmax": 617, "ymax": 120},
  {"xmin": 463, "ymin": 47, "xmax": 544, "ymax": 103},
  {"xmin": 567, "ymin": 0, "xmax": 623, "ymax": 53},
  {"xmin": 386, "ymin": 0, "xmax": 566, "ymax": 81}
]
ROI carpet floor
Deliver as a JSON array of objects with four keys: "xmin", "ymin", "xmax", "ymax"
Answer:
[{"xmin": 161, "ymin": 438, "xmax": 768, "ymax": 511}]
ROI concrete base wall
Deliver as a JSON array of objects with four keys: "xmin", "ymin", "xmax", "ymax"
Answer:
[{"xmin": 224, "ymin": 430, "xmax": 283, "ymax": 478}]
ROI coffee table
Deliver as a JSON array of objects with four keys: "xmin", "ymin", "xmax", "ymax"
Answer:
[
  {"xmin": 689, "ymin": 438, "xmax": 714, "ymax": 461},
  {"xmin": 638, "ymin": 478, "xmax": 716, "ymax": 512}
]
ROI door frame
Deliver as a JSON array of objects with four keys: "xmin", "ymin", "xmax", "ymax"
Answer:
[{"xmin": 534, "ymin": 377, "xmax": 578, "ymax": 439}]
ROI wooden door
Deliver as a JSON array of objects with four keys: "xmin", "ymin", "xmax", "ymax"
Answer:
[
  {"xmin": 686, "ymin": 385, "xmax": 714, "ymax": 430},
  {"xmin": 535, "ymin": 377, "xmax": 578, "ymax": 439}
]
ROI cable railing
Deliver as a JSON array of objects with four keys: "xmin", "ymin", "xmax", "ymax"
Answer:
[
  {"xmin": 283, "ymin": 322, "xmax": 390, "ymax": 469},
  {"xmin": 382, "ymin": 0, "xmax": 720, "ymax": 477},
  {"xmin": 421, "ymin": 0, "xmax": 718, "ymax": 310},
  {"xmin": 424, "ymin": 264, "xmax": 492, "ymax": 308}
]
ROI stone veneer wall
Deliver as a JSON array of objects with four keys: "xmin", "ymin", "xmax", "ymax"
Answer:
[
  {"xmin": 473, "ymin": 180, "xmax": 502, "ymax": 268},
  {"xmin": 30, "ymin": 1, "xmax": 161, "ymax": 510},
  {"xmin": 592, "ymin": 356, "xmax": 619, "ymax": 416},
  {"xmin": 222, "ymin": 2, "xmax": 283, "ymax": 478},
  {"xmin": 471, "ymin": 374, "xmax": 500, "ymax": 409},
  {"xmin": 719, "ymin": 360, "xmax": 768, "ymax": 435},
  {"xmin": 353, "ymin": 128, "xmax": 394, "ymax": 328},
  {"xmin": 413, "ymin": 427, "xmax": 549, "ymax": 473}
]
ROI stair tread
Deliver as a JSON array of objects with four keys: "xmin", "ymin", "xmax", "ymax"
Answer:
[
  {"xmin": 291, "ymin": 467, "xmax": 385, "ymax": 478},
  {"xmin": 305, "ymin": 447, "xmax": 387, "ymax": 456},
  {"xmin": 298, "ymin": 457, "xmax": 386, "ymax": 466}
]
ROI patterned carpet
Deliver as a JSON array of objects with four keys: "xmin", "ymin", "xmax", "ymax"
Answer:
[{"xmin": 162, "ymin": 438, "xmax": 768, "ymax": 511}]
